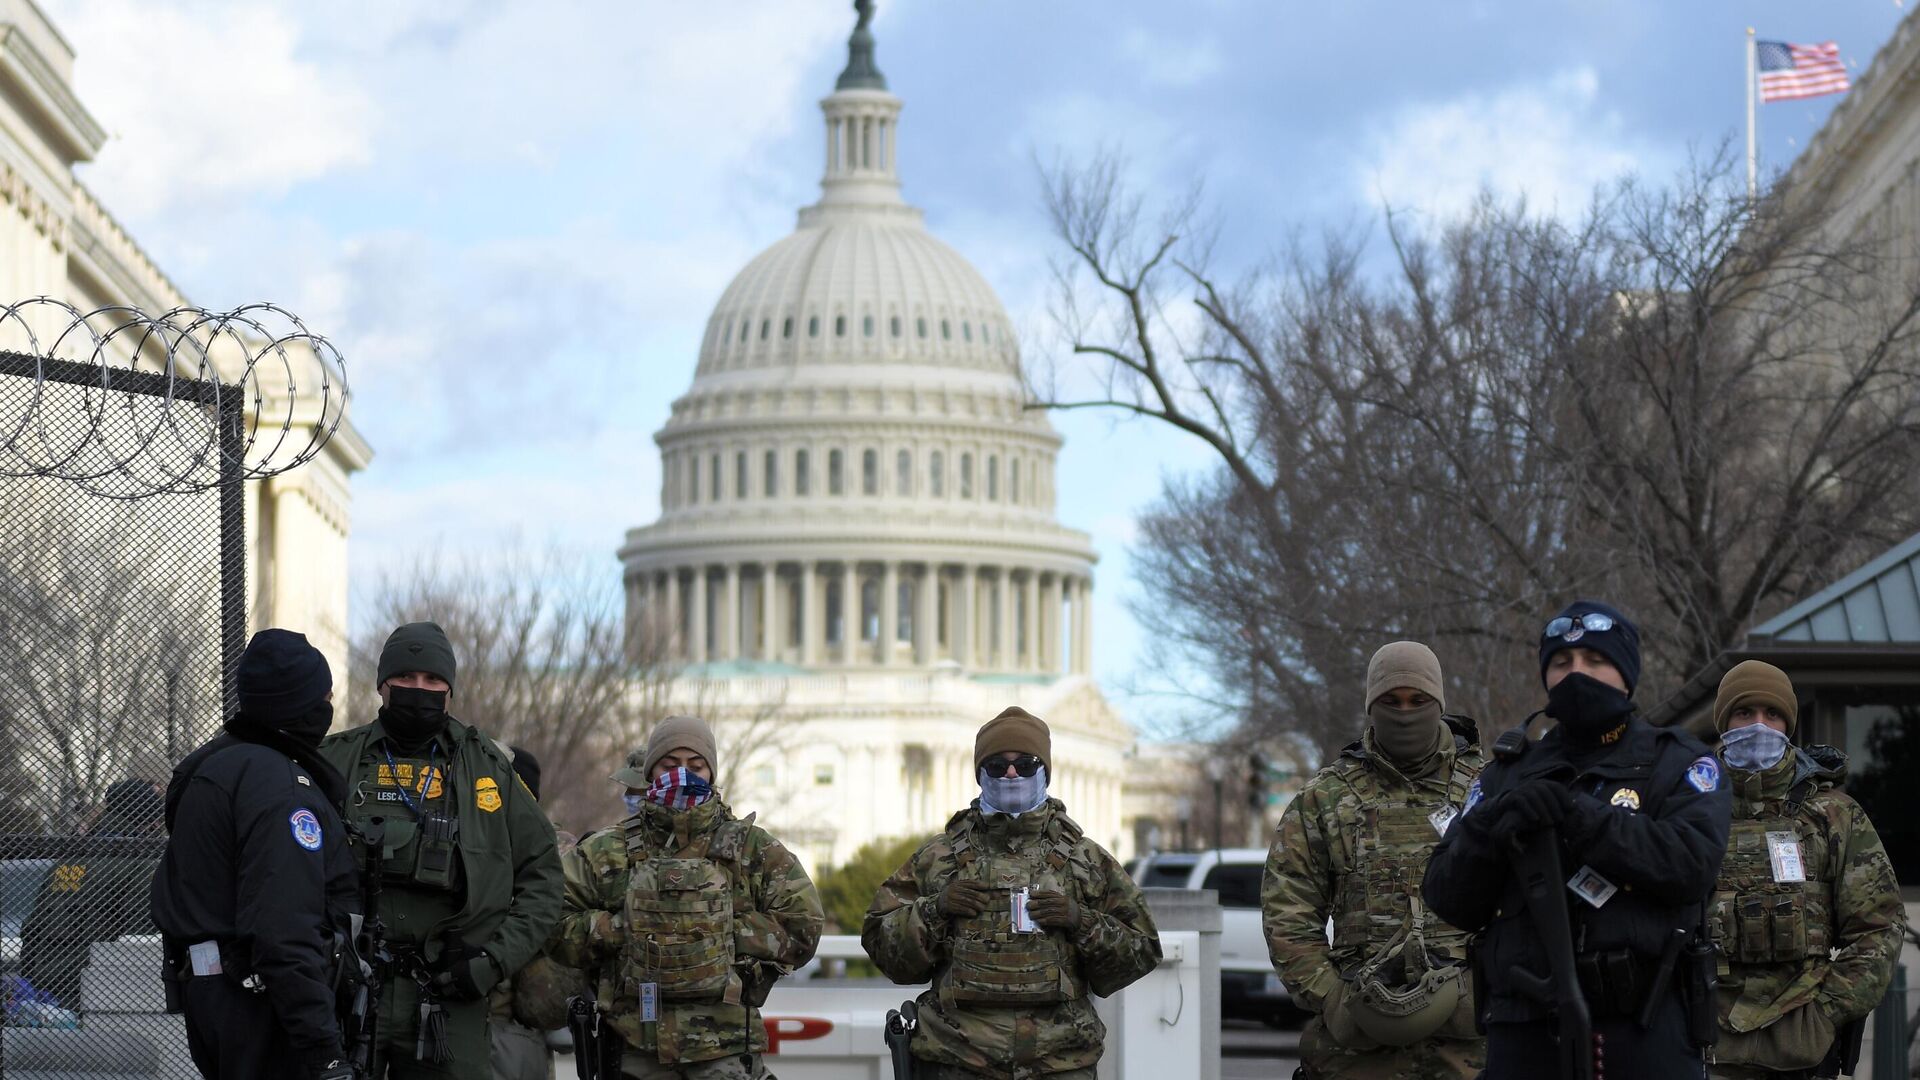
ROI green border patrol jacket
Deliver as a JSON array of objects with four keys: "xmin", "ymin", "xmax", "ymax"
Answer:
[
  {"xmin": 550, "ymin": 797, "xmax": 823, "ymax": 1064},
  {"xmin": 1709, "ymin": 744, "xmax": 1904, "ymax": 1072},
  {"xmin": 320, "ymin": 716, "xmax": 563, "ymax": 978},
  {"xmin": 862, "ymin": 798, "xmax": 1161, "ymax": 1078},
  {"xmin": 1263, "ymin": 726, "xmax": 1486, "ymax": 1060}
]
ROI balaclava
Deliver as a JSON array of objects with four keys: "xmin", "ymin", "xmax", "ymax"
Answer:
[
  {"xmin": 236, "ymin": 628, "xmax": 334, "ymax": 747},
  {"xmin": 1714, "ymin": 660, "xmax": 1797, "ymax": 772},
  {"xmin": 1539, "ymin": 600, "xmax": 1641, "ymax": 747},
  {"xmin": 975, "ymin": 706, "xmax": 1051, "ymax": 816},
  {"xmin": 377, "ymin": 621, "xmax": 458, "ymax": 750},
  {"xmin": 1364, "ymin": 641, "xmax": 1448, "ymax": 768}
]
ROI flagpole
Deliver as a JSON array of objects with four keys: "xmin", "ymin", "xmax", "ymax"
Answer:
[{"xmin": 1747, "ymin": 27, "xmax": 1758, "ymax": 200}]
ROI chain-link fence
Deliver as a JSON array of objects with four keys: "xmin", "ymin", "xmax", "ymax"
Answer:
[{"xmin": 0, "ymin": 302, "xmax": 344, "ymax": 1078}]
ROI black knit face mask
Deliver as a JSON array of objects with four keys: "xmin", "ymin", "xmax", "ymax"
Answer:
[
  {"xmin": 281, "ymin": 701, "xmax": 334, "ymax": 748},
  {"xmin": 382, "ymin": 685, "xmax": 450, "ymax": 745},
  {"xmin": 1544, "ymin": 672, "xmax": 1633, "ymax": 745}
]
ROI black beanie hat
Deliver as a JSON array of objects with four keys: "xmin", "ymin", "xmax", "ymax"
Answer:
[
  {"xmin": 1538, "ymin": 599, "xmax": 1642, "ymax": 695},
  {"xmin": 237, "ymin": 628, "xmax": 333, "ymax": 723},
  {"xmin": 377, "ymin": 621, "xmax": 457, "ymax": 691},
  {"xmin": 510, "ymin": 745, "xmax": 542, "ymax": 802}
]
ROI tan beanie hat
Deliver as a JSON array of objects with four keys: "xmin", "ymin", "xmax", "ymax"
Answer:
[
  {"xmin": 612, "ymin": 714, "xmax": 720, "ymax": 787},
  {"xmin": 1714, "ymin": 660, "xmax": 1798, "ymax": 736},
  {"xmin": 975, "ymin": 706, "xmax": 1051, "ymax": 769},
  {"xmin": 1365, "ymin": 641, "xmax": 1446, "ymax": 711}
]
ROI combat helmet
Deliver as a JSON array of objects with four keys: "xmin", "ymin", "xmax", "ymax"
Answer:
[{"xmin": 1345, "ymin": 897, "xmax": 1463, "ymax": 1046}]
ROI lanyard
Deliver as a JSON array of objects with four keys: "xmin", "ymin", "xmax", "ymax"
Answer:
[{"xmin": 381, "ymin": 742, "xmax": 444, "ymax": 819}]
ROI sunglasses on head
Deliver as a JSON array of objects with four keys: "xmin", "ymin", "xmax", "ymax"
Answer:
[
  {"xmin": 1544, "ymin": 612, "xmax": 1614, "ymax": 642},
  {"xmin": 980, "ymin": 754, "xmax": 1044, "ymax": 777}
]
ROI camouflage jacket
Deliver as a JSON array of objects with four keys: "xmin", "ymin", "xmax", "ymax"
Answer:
[
  {"xmin": 861, "ymin": 799, "xmax": 1161, "ymax": 1078},
  {"xmin": 1263, "ymin": 727, "xmax": 1483, "ymax": 1012},
  {"xmin": 549, "ymin": 797, "xmax": 822, "ymax": 1064},
  {"xmin": 1710, "ymin": 745, "xmax": 1904, "ymax": 1069}
]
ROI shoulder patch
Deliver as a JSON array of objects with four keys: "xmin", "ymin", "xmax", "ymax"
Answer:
[
  {"xmin": 290, "ymin": 808, "xmax": 324, "ymax": 851},
  {"xmin": 1462, "ymin": 776, "xmax": 1486, "ymax": 814},
  {"xmin": 475, "ymin": 775, "xmax": 502, "ymax": 812},
  {"xmin": 1686, "ymin": 756, "xmax": 1720, "ymax": 793}
]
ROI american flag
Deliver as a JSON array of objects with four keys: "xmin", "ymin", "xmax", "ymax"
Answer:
[{"xmin": 1757, "ymin": 40, "xmax": 1851, "ymax": 103}]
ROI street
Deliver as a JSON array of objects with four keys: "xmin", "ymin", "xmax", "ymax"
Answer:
[{"xmin": 1222, "ymin": 1020, "xmax": 1300, "ymax": 1079}]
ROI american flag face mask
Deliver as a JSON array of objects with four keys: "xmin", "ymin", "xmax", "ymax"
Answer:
[{"xmin": 643, "ymin": 766, "xmax": 714, "ymax": 810}]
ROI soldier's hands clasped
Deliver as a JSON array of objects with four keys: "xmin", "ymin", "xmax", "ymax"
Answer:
[
  {"xmin": 1026, "ymin": 889, "xmax": 1080, "ymax": 932},
  {"xmin": 1494, "ymin": 779, "xmax": 1573, "ymax": 846},
  {"xmin": 936, "ymin": 878, "xmax": 994, "ymax": 918}
]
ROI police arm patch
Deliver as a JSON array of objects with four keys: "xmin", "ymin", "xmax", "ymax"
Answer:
[
  {"xmin": 1685, "ymin": 756, "xmax": 1720, "ymax": 793},
  {"xmin": 290, "ymin": 808, "xmax": 324, "ymax": 850}
]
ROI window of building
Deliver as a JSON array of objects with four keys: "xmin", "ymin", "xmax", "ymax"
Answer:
[
  {"xmin": 796, "ymin": 449, "xmax": 811, "ymax": 496},
  {"xmin": 759, "ymin": 319, "xmax": 770, "ymax": 341},
  {"xmin": 987, "ymin": 455, "xmax": 999, "ymax": 501},
  {"xmin": 862, "ymin": 449, "xmax": 878, "ymax": 495},
  {"xmin": 764, "ymin": 449, "xmax": 778, "ymax": 496},
  {"xmin": 739, "ymin": 320, "xmax": 749, "ymax": 342},
  {"xmin": 723, "ymin": 319, "xmax": 734, "ymax": 344},
  {"xmin": 930, "ymin": 450, "xmax": 944, "ymax": 497},
  {"xmin": 941, "ymin": 320, "xmax": 951, "ymax": 340},
  {"xmin": 689, "ymin": 455, "xmax": 700, "ymax": 504},
  {"xmin": 1010, "ymin": 457, "xmax": 1021, "ymax": 503},
  {"xmin": 710, "ymin": 453, "xmax": 721, "ymax": 501},
  {"xmin": 829, "ymin": 449, "xmax": 845, "ymax": 495},
  {"xmin": 814, "ymin": 764, "xmax": 835, "ymax": 786},
  {"xmin": 963, "ymin": 322, "xmax": 972, "ymax": 342},
  {"xmin": 916, "ymin": 317, "xmax": 928, "ymax": 339},
  {"xmin": 982, "ymin": 324, "xmax": 991, "ymax": 344},
  {"xmin": 890, "ymin": 315, "xmax": 902, "ymax": 337},
  {"xmin": 863, "ymin": 314, "xmax": 875, "ymax": 337},
  {"xmin": 960, "ymin": 453, "xmax": 974, "ymax": 499},
  {"xmin": 808, "ymin": 315, "xmax": 820, "ymax": 338},
  {"xmin": 895, "ymin": 449, "xmax": 911, "ymax": 495},
  {"xmin": 835, "ymin": 315, "xmax": 847, "ymax": 337},
  {"xmin": 736, "ymin": 451, "xmax": 748, "ymax": 499},
  {"xmin": 782, "ymin": 317, "xmax": 794, "ymax": 339}
]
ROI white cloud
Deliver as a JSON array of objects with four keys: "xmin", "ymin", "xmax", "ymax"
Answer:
[
  {"xmin": 1359, "ymin": 66, "xmax": 1660, "ymax": 218},
  {"xmin": 1118, "ymin": 28, "xmax": 1224, "ymax": 88},
  {"xmin": 46, "ymin": 0, "xmax": 372, "ymax": 217}
]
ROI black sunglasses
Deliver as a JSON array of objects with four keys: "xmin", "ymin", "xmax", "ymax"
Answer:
[{"xmin": 980, "ymin": 754, "xmax": 1044, "ymax": 778}]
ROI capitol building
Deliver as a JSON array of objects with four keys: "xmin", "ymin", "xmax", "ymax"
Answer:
[{"xmin": 618, "ymin": 9, "xmax": 1135, "ymax": 874}]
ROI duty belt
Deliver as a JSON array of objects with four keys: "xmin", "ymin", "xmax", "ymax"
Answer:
[{"xmin": 1573, "ymin": 948, "xmax": 1664, "ymax": 1018}]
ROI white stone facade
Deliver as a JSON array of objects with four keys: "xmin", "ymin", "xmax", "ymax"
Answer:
[{"xmin": 619, "ymin": 22, "xmax": 1130, "ymax": 873}]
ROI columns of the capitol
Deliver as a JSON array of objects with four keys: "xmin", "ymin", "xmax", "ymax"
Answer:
[
  {"xmin": 914, "ymin": 564, "xmax": 936, "ymax": 664},
  {"xmin": 957, "ymin": 565, "xmax": 975, "ymax": 668},
  {"xmin": 1075, "ymin": 577, "xmax": 1093, "ymax": 674},
  {"xmin": 761, "ymin": 563, "xmax": 777, "ymax": 661},
  {"xmin": 1024, "ymin": 571, "xmax": 1041, "ymax": 672},
  {"xmin": 839, "ymin": 562, "xmax": 856, "ymax": 665},
  {"xmin": 724, "ymin": 564, "xmax": 741, "ymax": 661},
  {"xmin": 995, "ymin": 570, "xmax": 1012, "ymax": 670},
  {"xmin": 665, "ymin": 571, "xmax": 682, "ymax": 661},
  {"xmin": 880, "ymin": 561, "xmax": 898, "ymax": 666},
  {"xmin": 689, "ymin": 567, "xmax": 709, "ymax": 664}
]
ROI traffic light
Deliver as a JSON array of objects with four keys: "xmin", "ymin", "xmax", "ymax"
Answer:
[{"xmin": 1247, "ymin": 753, "xmax": 1267, "ymax": 810}]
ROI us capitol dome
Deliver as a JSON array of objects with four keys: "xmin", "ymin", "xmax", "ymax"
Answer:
[{"xmin": 618, "ymin": 4, "xmax": 1134, "ymax": 871}]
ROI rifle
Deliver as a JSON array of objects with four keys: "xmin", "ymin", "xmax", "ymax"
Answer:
[
  {"xmin": 883, "ymin": 999, "xmax": 918, "ymax": 1080},
  {"xmin": 1506, "ymin": 827, "xmax": 1592, "ymax": 1080},
  {"xmin": 566, "ymin": 993, "xmax": 601, "ymax": 1080},
  {"xmin": 344, "ymin": 819, "xmax": 390, "ymax": 1075}
]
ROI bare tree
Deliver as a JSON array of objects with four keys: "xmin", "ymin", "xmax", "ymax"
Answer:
[{"xmin": 1037, "ymin": 149, "xmax": 1920, "ymax": 760}]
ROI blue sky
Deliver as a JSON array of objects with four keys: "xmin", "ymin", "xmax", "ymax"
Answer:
[{"xmin": 43, "ymin": 0, "xmax": 1911, "ymax": 734}]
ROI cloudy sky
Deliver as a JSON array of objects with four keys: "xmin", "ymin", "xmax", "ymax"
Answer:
[{"xmin": 39, "ymin": 0, "xmax": 1910, "ymax": 728}]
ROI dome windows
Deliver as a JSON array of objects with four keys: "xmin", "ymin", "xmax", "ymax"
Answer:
[
  {"xmin": 890, "ymin": 315, "xmax": 902, "ymax": 337},
  {"xmin": 808, "ymin": 315, "xmax": 820, "ymax": 338},
  {"xmin": 764, "ymin": 449, "xmax": 779, "ymax": 496},
  {"xmin": 987, "ymin": 455, "xmax": 999, "ymax": 501},
  {"xmin": 736, "ymin": 451, "xmax": 748, "ymax": 498},
  {"xmin": 739, "ymin": 321, "xmax": 750, "ymax": 343},
  {"xmin": 916, "ymin": 317, "xmax": 927, "ymax": 339},
  {"xmin": 782, "ymin": 317, "xmax": 794, "ymax": 339},
  {"xmin": 829, "ymin": 449, "xmax": 845, "ymax": 495},
  {"xmin": 959, "ymin": 453, "xmax": 974, "ymax": 499},
  {"xmin": 710, "ymin": 453, "xmax": 722, "ymax": 501},
  {"xmin": 795, "ymin": 449, "xmax": 812, "ymax": 496},
  {"xmin": 941, "ymin": 320, "xmax": 951, "ymax": 341},
  {"xmin": 930, "ymin": 450, "xmax": 945, "ymax": 496},
  {"xmin": 861, "ymin": 449, "xmax": 879, "ymax": 495},
  {"xmin": 689, "ymin": 456, "xmax": 701, "ymax": 504},
  {"xmin": 759, "ymin": 320, "xmax": 771, "ymax": 341},
  {"xmin": 1011, "ymin": 457, "xmax": 1021, "ymax": 503},
  {"xmin": 835, "ymin": 315, "xmax": 848, "ymax": 337},
  {"xmin": 895, "ymin": 449, "xmax": 911, "ymax": 495},
  {"xmin": 863, "ymin": 315, "xmax": 875, "ymax": 338},
  {"xmin": 963, "ymin": 322, "xmax": 972, "ymax": 342}
]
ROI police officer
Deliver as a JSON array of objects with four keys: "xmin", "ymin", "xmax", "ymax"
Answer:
[
  {"xmin": 551, "ymin": 714, "xmax": 823, "ymax": 1079},
  {"xmin": 321, "ymin": 621, "xmax": 564, "ymax": 1078},
  {"xmin": 149, "ymin": 629, "xmax": 358, "ymax": 1080},
  {"xmin": 1422, "ymin": 600, "xmax": 1732, "ymax": 1078},
  {"xmin": 1705, "ymin": 661, "xmax": 1904, "ymax": 1079},
  {"xmin": 1263, "ymin": 641, "xmax": 1486, "ymax": 1078},
  {"xmin": 20, "ymin": 777, "xmax": 165, "ymax": 1009},
  {"xmin": 490, "ymin": 745, "xmax": 585, "ymax": 1080},
  {"xmin": 863, "ymin": 707, "xmax": 1162, "ymax": 1080}
]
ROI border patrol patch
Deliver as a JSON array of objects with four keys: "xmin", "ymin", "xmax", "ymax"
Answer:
[
  {"xmin": 1463, "ymin": 776, "xmax": 1485, "ymax": 815},
  {"xmin": 476, "ymin": 776, "xmax": 502, "ymax": 813},
  {"xmin": 290, "ymin": 808, "xmax": 324, "ymax": 851},
  {"xmin": 1686, "ymin": 756, "xmax": 1720, "ymax": 793}
]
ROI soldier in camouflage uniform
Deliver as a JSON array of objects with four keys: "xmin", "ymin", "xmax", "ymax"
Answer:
[
  {"xmin": 1262, "ymin": 642, "xmax": 1486, "ymax": 1080},
  {"xmin": 1705, "ymin": 661, "xmax": 1905, "ymax": 1080},
  {"xmin": 551, "ymin": 715, "xmax": 823, "ymax": 1080},
  {"xmin": 862, "ymin": 706, "xmax": 1162, "ymax": 1080}
]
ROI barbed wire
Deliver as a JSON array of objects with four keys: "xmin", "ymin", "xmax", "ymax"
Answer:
[{"xmin": 0, "ymin": 298, "xmax": 349, "ymax": 497}]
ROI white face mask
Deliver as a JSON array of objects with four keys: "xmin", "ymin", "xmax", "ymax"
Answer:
[
  {"xmin": 623, "ymin": 793, "xmax": 644, "ymax": 817},
  {"xmin": 1721, "ymin": 724, "xmax": 1790, "ymax": 772},
  {"xmin": 978, "ymin": 765, "xmax": 1049, "ymax": 817}
]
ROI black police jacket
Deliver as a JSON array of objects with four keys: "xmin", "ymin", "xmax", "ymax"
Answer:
[
  {"xmin": 1420, "ymin": 714, "xmax": 1731, "ymax": 1023},
  {"xmin": 149, "ymin": 733, "xmax": 359, "ymax": 1064}
]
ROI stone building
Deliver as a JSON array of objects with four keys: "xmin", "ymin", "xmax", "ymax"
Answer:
[{"xmin": 618, "ymin": 11, "xmax": 1133, "ymax": 873}]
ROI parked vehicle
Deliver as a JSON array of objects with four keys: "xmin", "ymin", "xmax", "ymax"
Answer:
[{"xmin": 1132, "ymin": 848, "xmax": 1306, "ymax": 1028}]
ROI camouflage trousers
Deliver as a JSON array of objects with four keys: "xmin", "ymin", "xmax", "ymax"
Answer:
[
  {"xmin": 1298, "ymin": 1017, "xmax": 1485, "ymax": 1079},
  {"xmin": 620, "ymin": 1050, "xmax": 769, "ymax": 1079}
]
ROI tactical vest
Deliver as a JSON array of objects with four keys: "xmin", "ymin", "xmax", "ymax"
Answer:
[
  {"xmin": 1329, "ymin": 751, "xmax": 1478, "ymax": 964},
  {"xmin": 1711, "ymin": 795, "xmax": 1833, "ymax": 968},
  {"xmin": 345, "ymin": 750, "xmax": 460, "ymax": 893},
  {"xmin": 938, "ymin": 811, "xmax": 1087, "ymax": 1008},
  {"xmin": 618, "ymin": 811, "xmax": 754, "ymax": 1004}
]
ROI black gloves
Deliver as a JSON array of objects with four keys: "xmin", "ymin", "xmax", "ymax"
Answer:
[
  {"xmin": 312, "ymin": 1059, "xmax": 357, "ymax": 1080},
  {"xmin": 431, "ymin": 941, "xmax": 500, "ymax": 1001},
  {"xmin": 936, "ymin": 879, "xmax": 994, "ymax": 919},
  {"xmin": 1026, "ymin": 889, "xmax": 1081, "ymax": 932},
  {"xmin": 1494, "ymin": 779, "xmax": 1573, "ymax": 847}
]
